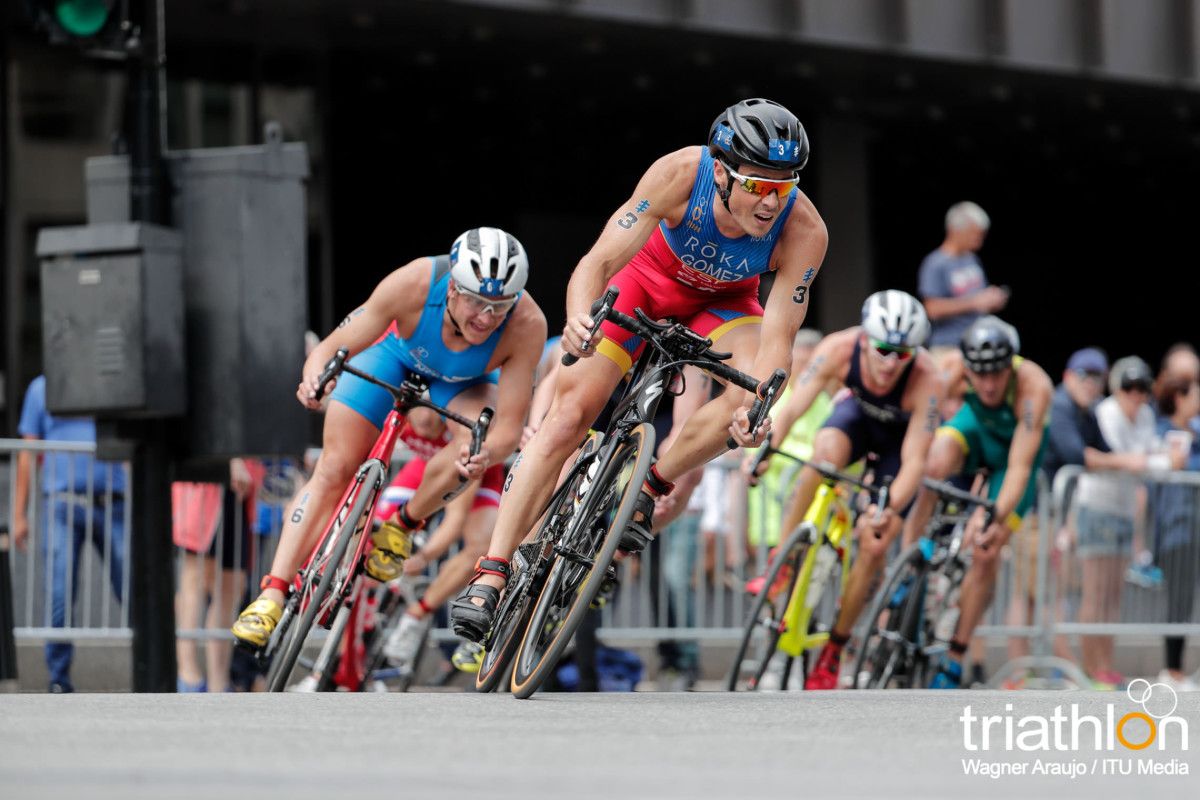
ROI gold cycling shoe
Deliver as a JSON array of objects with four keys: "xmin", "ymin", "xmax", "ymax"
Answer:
[{"xmin": 230, "ymin": 597, "xmax": 283, "ymax": 648}]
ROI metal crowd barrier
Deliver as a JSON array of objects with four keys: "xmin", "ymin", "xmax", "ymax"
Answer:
[
  {"xmin": 8, "ymin": 434, "xmax": 1195, "ymax": 690},
  {"xmin": 1046, "ymin": 465, "xmax": 1200, "ymax": 636},
  {"xmin": 0, "ymin": 438, "xmax": 132, "ymax": 643}
]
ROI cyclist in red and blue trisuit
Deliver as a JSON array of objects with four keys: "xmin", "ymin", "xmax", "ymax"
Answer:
[{"xmin": 451, "ymin": 99, "xmax": 829, "ymax": 642}]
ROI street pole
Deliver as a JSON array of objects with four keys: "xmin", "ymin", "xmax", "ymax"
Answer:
[
  {"xmin": 0, "ymin": 0, "xmax": 19, "ymax": 694},
  {"xmin": 122, "ymin": 0, "xmax": 175, "ymax": 693}
]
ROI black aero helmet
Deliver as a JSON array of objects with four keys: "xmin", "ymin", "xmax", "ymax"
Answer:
[
  {"xmin": 709, "ymin": 98, "xmax": 809, "ymax": 172},
  {"xmin": 960, "ymin": 315, "xmax": 1020, "ymax": 374}
]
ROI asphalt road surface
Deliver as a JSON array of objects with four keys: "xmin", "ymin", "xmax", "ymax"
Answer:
[{"xmin": 2, "ymin": 690, "xmax": 1197, "ymax": 799}]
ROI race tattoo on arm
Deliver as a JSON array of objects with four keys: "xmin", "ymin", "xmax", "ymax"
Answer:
[
  {"xmin": 798, "ymin": 355, "xmax": 825, "ymax": 385},
  {"xmin": 791, "ymin": 267, "xmax": 817, "ymax": 305},
  {"xmin": 1021, "ymin": 398, "xmax": 1036, "ymax": 432},
  {"xmin": 336, "ymin": 307, "xmax": 366, "ymax": 330},
  {"xmin": 290, "ymin": 492, "xmax": 310, "ymax": 525},
  {"xmin": 503, "ymin": 452, "xmax": 523, "ymax": 494},
  {"xmin": 924, "ymin": 396, "xmax": 939, "ymax": 433},
  {"xmin": 616, "ymin": 199, "xmax": 652, "ymax": 230}
]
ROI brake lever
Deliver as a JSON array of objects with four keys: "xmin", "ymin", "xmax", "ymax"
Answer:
[
  {"xmin": 872, "ymin": 482, "xmax": 891, "ymax": 538},
  {"xmin": 563, "ymin": 286, "xmax": 619, "ymax": 367},
  {"xmin": 727, "ymin": 368, "xmax": 786, "ymax": 449},
  {"xmin": 313, "ymin": 348, "xmax": 348, "ymax": 400},
  {"xmin": 441, "ymin": 407, "xmax": 495, "ymax": 501}
]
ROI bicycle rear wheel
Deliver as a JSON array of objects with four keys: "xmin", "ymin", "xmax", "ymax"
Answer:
[
  {"xmin": 510, "ymin": 422, "xmax": 655, "ymax": 699},
  {"xmin": 852, "ymin": 541, "xmax": 926, "ymax": 689},
  {"xmin": 725, "ymin": 526, "xmax": 809, "ymax": 691},
  {"xmin": 266, "ymin": 461, "xmax": 384, "ymax": 692}
]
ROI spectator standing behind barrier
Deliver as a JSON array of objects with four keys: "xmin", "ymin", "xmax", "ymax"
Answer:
[
  {"xmin": 13, "ymin": 375, "xmax": 126, "ymax": 693},
  {"xmin": 917, "ymin": 202, "xmax": 1009, "ymax": 365},
  {"xmin": 173, "ymin": 458, "xmax": 263, "ymax": 693},
  {"xmin": 1154, "ymin": 343, "xmax": 1200, "ymax": 400},
  {"xmin": 1152, "ymin": 373, "xmax": 1200, "ymax": 691},
  {"xmin": 1074, "ymin": 356, "xmax": 1182, "ymax": 690},
  {"xmin": 1000, "ymin": 347, "xmax": 1109, "ymax": 686}
]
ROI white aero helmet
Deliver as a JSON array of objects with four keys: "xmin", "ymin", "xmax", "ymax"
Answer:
[
  {"xmin": 449, "ymin": 227, "xmax": 529, "ymax": 298},
  {"xmin": 861, "ymin": 290, "xmax": 930, "ymax": 348}
]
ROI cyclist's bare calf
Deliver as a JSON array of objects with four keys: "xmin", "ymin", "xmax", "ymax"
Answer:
[
  {"xmin": 473, "ymin": 351, "xmax": 625, "ymax": 595},
  {"xmin": 410, "ymin": 505, "xmax": 497, "ymax": 615},
  {"xmin": 260, "ymin": 402, "xmax": 380, "ymax": 605}
]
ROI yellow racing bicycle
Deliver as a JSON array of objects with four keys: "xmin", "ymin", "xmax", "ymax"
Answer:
[{"xmin": 726, "ymin": 451, "xmax": 887, "ymax": 691}]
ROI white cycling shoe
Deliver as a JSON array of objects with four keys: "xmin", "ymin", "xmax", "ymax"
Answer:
[{"xmin": 383, "ymin": 613, "xmax": 431, "ymax": 672}]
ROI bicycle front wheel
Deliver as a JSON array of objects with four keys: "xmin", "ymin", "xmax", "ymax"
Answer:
[
  {"xmin": 510, "ymin": 422, "xmax": 655, "ymax": 699},
  {"xmin": 852, "ymin": 541, "xmax": 927, "ymax": 690},
  {"xmin": 725, "ymin": 526, "xmax": 809, "ymax": 691},
  {"xmin": 477, "ymin": 434, "xmax": 602, "ymax": 693},
  {"xmin": 266, "ymin": 461, "xmax": 384, "ymax": 692}
]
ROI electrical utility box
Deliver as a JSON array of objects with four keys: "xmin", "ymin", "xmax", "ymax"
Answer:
[
  {"xmin": 84, "ymin": 127, "xmax": 310, "ymax": 460},
  {"xmin": 38, "ymin": 223, "xmax": 186, "ymax": 417}
]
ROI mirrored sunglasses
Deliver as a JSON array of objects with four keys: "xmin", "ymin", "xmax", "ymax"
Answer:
[
  {"xmin": 724, "ymin": 163, "xmax": 799, "ymax": 199},
  {"xmin": 870, "ymin": 338, "xmax": 914, "ymax": 361},
  {"xmin": 454, "ymin": 285, "xmax": 517, "ymax": 315}
]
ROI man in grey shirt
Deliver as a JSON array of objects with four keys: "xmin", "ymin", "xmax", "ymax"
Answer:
[{"xmin": 918, "ymin": 201, "xmax": 1010, "ymax": 354}]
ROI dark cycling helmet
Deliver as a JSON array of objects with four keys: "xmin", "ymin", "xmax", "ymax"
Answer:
[
  {"xmin": 709, "ymin": 98, "xmax": 809, "ymax": 172},
  {"xmin": 960, "ymin": 315, "xmax": 1020, "ymax": 374}
]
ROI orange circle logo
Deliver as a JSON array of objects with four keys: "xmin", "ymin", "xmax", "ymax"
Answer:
[{"xmin": 1116, "ymin": 712, "xmax": 1156, "ymax": 750}]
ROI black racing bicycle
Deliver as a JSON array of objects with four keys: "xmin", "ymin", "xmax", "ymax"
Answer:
[
  {"xmin": 473, "ymin": 286, "xmax": 786, "ymax": 698},
  {"xmin": 852, "ymin": 475, "xmax": 993, "ymax": 689}
]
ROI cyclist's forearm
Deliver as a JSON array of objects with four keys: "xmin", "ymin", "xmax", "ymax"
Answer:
[
  {"xmin": 886, "ymin": 461, "xmax": 924, "ymax": 513},
  {"xmin": 902, "ymin": 485, "xmax": 938, "ymax": 545},
  {"xmin": 991, "ymin": 465, "xmax": 1032, "ymax": 527},
  {"xmin": 418, "ymin": 518, "xmax": 463, "ymax": 562}
]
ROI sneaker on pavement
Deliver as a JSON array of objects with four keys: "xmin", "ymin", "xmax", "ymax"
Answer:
[
  {"xmin": 287, "ymin": 674, "xmax": 320, "ymax": 693},
  {"xmin": 177, "ymin": 677, "xmax": 208, "ymax": 693},
  {"xmin": 929, "ymin": 656, "xmax": 963, "ymax": 689},
  {"xmin": 657, "ymin": 668, "xmax": 691, "ymax": 692},
  {"xmin": 1158, "ymin": 669, "xmax": 1200, "ymax": 692},
  {"xmin": 383, "ymin": 613, "xmax": 431, "ymax": 672},
  {"xmin": 1090, "ymin": 669, "xmax": 1126, "ymax": 691},
  {"xmin": 804, "ymin": 643, "xmax": 843, "ymax": 691},
  {"xmin": 757, "ymin": 657, "xmax": 786, "ymax": 692}
]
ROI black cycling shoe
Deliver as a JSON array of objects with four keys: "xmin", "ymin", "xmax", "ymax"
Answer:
[
  {"xmin": 617, "ymin": 490, "xmax": 656, "ymax": 555},
  {"xmin": 449, "ymin": 557, "xmax": 509, "ymax": 643}
]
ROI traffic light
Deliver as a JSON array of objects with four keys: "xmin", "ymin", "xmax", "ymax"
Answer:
[{"xmin": 25, "ymin": 0, "xmax": 131, "ymax": 54}]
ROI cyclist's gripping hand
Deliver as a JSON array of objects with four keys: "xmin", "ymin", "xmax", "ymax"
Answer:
[
  {"xmin": 965, "ymin": 506, "xmax": 1004, "ymax": 553},
  {"xmin": 561, "ymin": 311, "xmax": 597, "ymax": 360},
  {"xmin": 297, "ymin": 365, "xmax": 331, "ymax": 410},
  {"xmin": 728, "ymin": 404, "xmax": 772, "ymax": 449},
  {"xmin": 862, "ymin": 504, "xmax": 896, "ymax": 540},
  {"xmin": 455, "ymin": 443, "xmax": 490, "ymax": 481}
]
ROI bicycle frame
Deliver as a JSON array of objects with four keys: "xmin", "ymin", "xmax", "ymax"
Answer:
[
  {"xmin": 264, "ymin": 349, "xmax": 493, "ymax": 686},
  {"xmin": 775, "ymin": 479, "xmax": 855, "ymax": 656}
]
